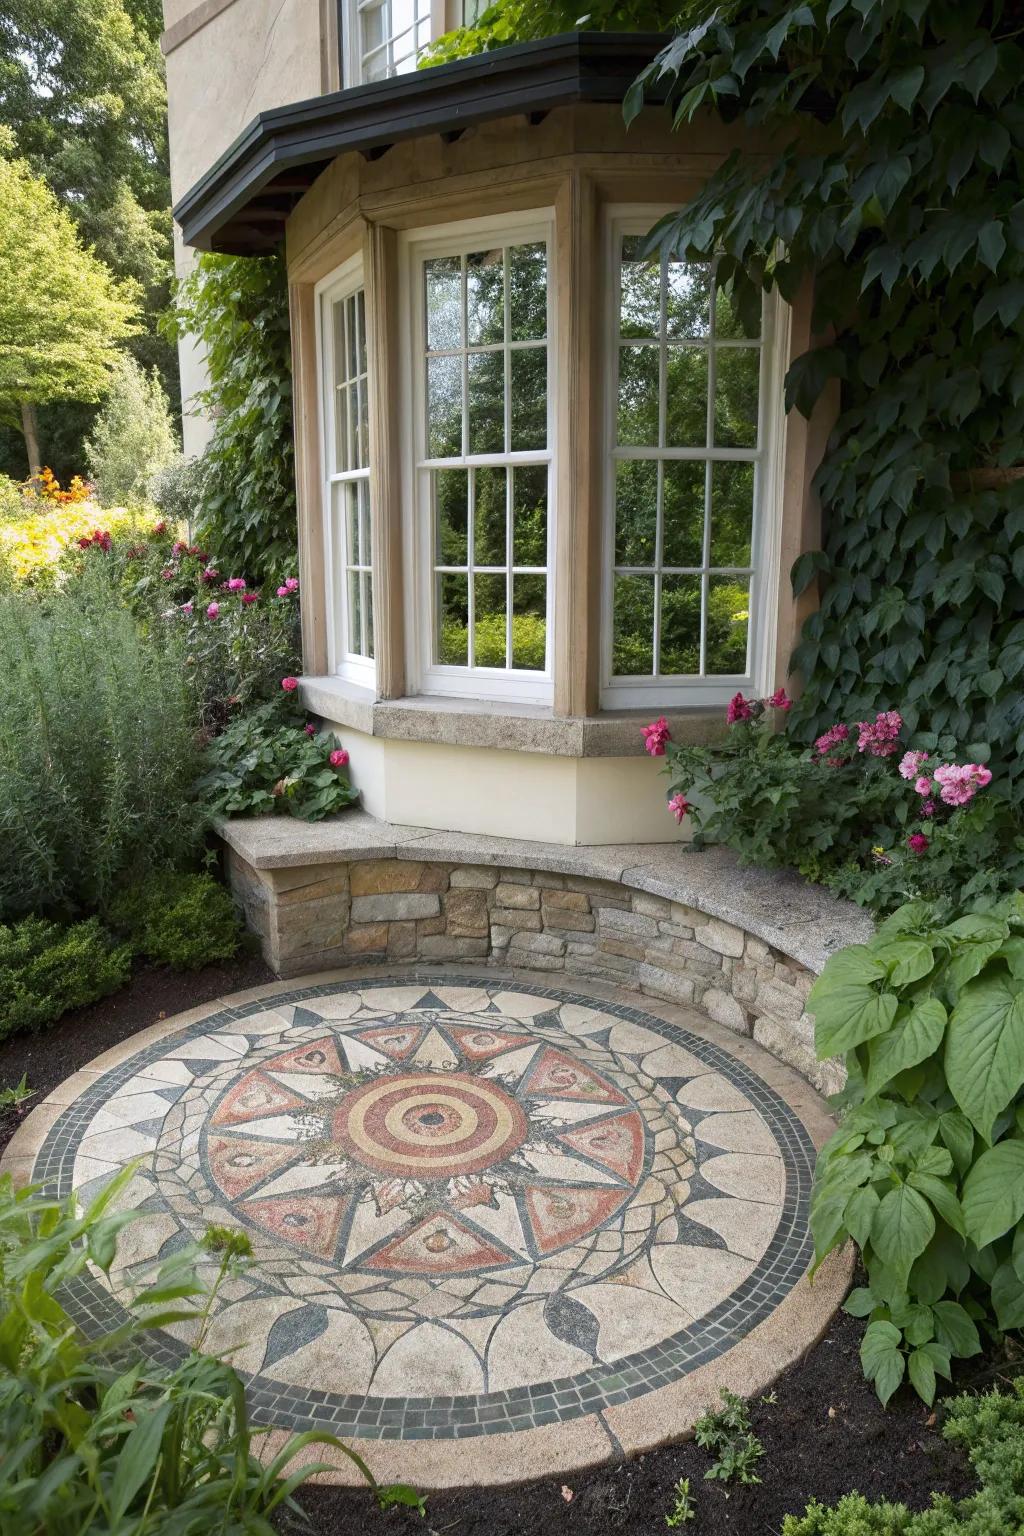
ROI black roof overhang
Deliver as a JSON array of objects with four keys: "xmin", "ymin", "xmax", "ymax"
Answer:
[{"xmin": 173, "ymin": 31, "xmax": 668, "ymax": 256}]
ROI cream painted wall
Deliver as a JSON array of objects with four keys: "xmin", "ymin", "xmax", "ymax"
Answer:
[{"xmin": 316, "ymin": 723, "xmax": 686, "ymax": 845}]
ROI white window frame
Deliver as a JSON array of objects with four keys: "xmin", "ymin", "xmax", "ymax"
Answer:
[
  {"xmin": 341, "ymin": 0, "xmax": 440, "ymax": 86},
  {"xmin": 315, "ymin": 253, "xmax": 376, "ymax": 689},
  {"xmin": 600, "ymin": 208, "xmax": 789, "ymax": 710},
  {"xmin": 401, "ymin": 208, "xmax": 556, "ymax": 705}
]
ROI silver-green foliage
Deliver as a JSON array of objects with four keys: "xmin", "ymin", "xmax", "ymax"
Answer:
[
  {"xmin": 85, "ymin": 356, "xmax": 178, "ymax": 507},
  {"xmin": 0, "ymin": 563, "xmax": 201, "ymax": 918},
  {"xmin": 809, "ymin": 893, "xmax": 1024, "ymax": 1404}
]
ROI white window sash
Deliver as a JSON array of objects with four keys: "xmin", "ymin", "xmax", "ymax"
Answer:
[
  {"xmin": 600, "ymin": 208, "xmax": 789, "ymax": 710},
  {"xmin": 343, "ymin": 0, "xmax": 434, "ymax": 86}
]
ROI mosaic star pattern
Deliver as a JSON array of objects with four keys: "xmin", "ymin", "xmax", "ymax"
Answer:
[{"xmin": 30, "ymin": 976, "xmax": 816, "ymax": 1441}]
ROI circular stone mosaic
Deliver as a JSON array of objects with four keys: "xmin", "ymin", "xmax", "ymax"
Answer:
[{"xmin": 24, "ymin": 974, "xmax": 823, "ymax": 1453}]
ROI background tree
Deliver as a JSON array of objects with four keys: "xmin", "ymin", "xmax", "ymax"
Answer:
[
  {"xmin": 85, "ymin": 356, "xmax": 178, "ymax": 505},
  {"xmin": 0, "ymin": 0, "xmax": 172, "ymax": 475},
  {"xmin": 0, "ymin": 147, "xmax": 139, "ymax": 471}
]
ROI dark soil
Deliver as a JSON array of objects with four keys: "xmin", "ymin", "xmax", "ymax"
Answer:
[{"xmin": 0, "ymin": 964, "xmax": 1011, "ymax": 1535}]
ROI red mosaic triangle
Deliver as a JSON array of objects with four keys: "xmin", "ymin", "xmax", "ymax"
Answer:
[
  {"xmin": 523, "ymin": 1183, "xmax": 629, "ymax": 1255},
  {"xmin": 363, "ymin": 1211, "xmax": 516, "ymax": 1274},
  {"xmin": 447, "ymin": 1024, "xmax": 535, "ymax": 1061},
  {"xmin": 236, "ymin": 1191, "xmax": 347, "ymax": 1258},
  {"xmin": 263, "ymin": 1036, "xmax": 346, "ymax": 1077},
  {"xmin": 207, "ymin": 1135, "xmax": 303, "ymax": 1199},
  {"xmin": 521, "ymin": 1047, "xmax": 628, "ymax": 1105},
  {"xmin": 211, "ymin": 1072, "xmax": 307, "ymax": 1128},
  {"xmin": 556, "ymin": 1111, "xmax": 645, "ymax": 1184},
  {"xmin": 353, "ymin": 1023, "xmax": 425, "ymax": 1061}
]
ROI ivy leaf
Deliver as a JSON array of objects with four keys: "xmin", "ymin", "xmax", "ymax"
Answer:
[
  {"xmin": 791, "ymin": 549, "xmax": 830, "ymax": 596},
  {"xmin": 961, "ymin": 1140, "xmax": 1024, "ymax": 1247},
  {"xmin": 945, "ymin": 975, "xmax": 1024, "ymax": 1140},
  {"xmin": 977, "ymin": 221, "xmax": 1006, "ymax": 273}
]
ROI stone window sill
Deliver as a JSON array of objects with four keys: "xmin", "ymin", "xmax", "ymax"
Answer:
[{"xmin": 299, "ymin": 675, "xmax": 729, "ymax": 759}]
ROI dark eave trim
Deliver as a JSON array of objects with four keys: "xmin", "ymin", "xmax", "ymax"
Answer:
[{"xmin": 173, "ymin": 31, "xmax": 668, "ymax": 256}]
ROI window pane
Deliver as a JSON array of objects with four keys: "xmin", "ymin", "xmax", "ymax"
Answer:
[
  {"xmin": 335, "ymin": 385, "xmax": 350, "ymax": 474},
  {"xmin": 707, "ymin": 575, "xmax": 750, "ymax": 674},
  {"xmin": 343, "ymin": 481, "xmax": 359, "ymax": 568},
  {"xmin": 434, "ymin": 469, "xmax": 468, "ymax": 565},
  {"xmin": 709, "ymin": 462, "xmax": 755, "ymax": 567},
  {"xmin": 659, "ymin": 575, "xmax": 702, "ymax": 675},
  {"xmin": 467, "ymin": 349, "xmax": 504, "ymax": 454},
  {"xmin": 715, "ymin": 347, "xmax": 760, "ymax": 448},
  {"xmin": 612, "ymin": 574, "xmax": 654, "ymax": 675},
  {"xmin": 715, "ymin": 281, "xmax": 761, "ymax": 340},
  {"xmin": 509, "ymin": 243, "xmax": 547, "ymax": 341},
  {"xmin": 437, "ymin": 573, "xmax": 469, "ymax": 664},
  {"xmin": 662, "ymin": 461, "xmax": 705, "ymax": 568},
  {"xmin": 666, "ymin": 260, "xmax": 711, "ymax": 339},
  {"xmin": 357, "ymin": 289, "xmax": 368, "ymax": 372},
  {"xmin": 364, "ymin": 573, "xmax": 375, "ymax": 660},
  {"xmin": 346, "ymin": 293, "xmax": 359, "ymax": 378},
  {"xmin": 512, "ymin": 465, "xmax": 547, "ymax": 566},
  {"xmin": 467, "ymin": 248, "xmax": 504, "ymax": 345},
  {"xmin": 619, "ymin": 236, "xmax": 660, "ymax": 339},
  {"xmin": 614, "ymin": 459, "xmax": 657, "ymax": 566},
  {"xmin": 347, "ymin": 568, "xmax": 363, "ymax": 655},
  {"xmin": 617, "ymin": 345, "xmax": 659, "ymax": 446},
  {"xmin": 512, "ymin": 574, "xmax": 546, "ymax": 670},
  {"xmin": 425, "ymin": 256, "xmax": 462, "ymax": 351},
  {"xmin": 665, "ymin": 347, "xmax": 708, "ymax": 447},
  {"xmin": 510, "ymin": 347, "xmax": 546, "ymax": 450},
  {"xmin": 474, "ymin": 465, "xmax": 506, "ymax": 566},
  {"xmin": 474, "ymin": 573, "xmax": 507, "ymax": 667},
  {"xmin": 427, "ymin": 354, "xmax": 463, "ymax": 457},
  {"xmin": 358, "ymin": 478, "xmax": 372, "ymax": 565},
  {"xmin": 356, "ymin": 375, "xmax": 369, "ymax": 468}
]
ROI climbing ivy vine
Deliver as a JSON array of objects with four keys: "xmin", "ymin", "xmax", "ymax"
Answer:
[{"xmin": 628, "ymin": 0, "xmax": 1024, "ymax": 781}]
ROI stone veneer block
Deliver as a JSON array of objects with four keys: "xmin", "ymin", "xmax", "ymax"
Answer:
[
  {"xmin": 493, "ymin": 883, "xmax": 541, "ymax": 909},
  {"xmin": 350, "ymin": 893, "xmax": 441, "ymax": 922}
]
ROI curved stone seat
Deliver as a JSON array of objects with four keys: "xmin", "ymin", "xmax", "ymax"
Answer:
[{"xmin": 221, "ymin": 812, "xmax": 873, "ymax": 1097}]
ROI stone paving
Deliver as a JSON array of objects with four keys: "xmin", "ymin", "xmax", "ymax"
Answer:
[{"xmin": 3, "ymin": 969, "xmax": 851, "ymax": 1486}]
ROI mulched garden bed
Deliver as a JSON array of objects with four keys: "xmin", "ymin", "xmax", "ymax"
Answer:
[{"xmin": 0, "ymin": 963, "xmax": 1011, "ymax": 1535}]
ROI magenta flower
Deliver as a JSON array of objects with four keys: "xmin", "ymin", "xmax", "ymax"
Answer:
[
  {"xmin": 227, "ymin": 577, "xmax": 246, "ymax": 591},
  {"xmin": 899, "ymin": 750, "xmax": 930, "ymax": 781},
  {"xmin": 160, "ymin": 567, "xmax": 174, "ymax": 581},
  {"xmin": 181, "ymin": 601, "xmax": 193, "ymax": 617},
  {"xmin": 281, "ymin": 676, "xmax": 299, "ymax": 692},
  {"xmin": 240, "ymin": 591, "xmax": 259, "ymax": 605},
  {"xmin": 856, "ymin": 710, "xmax": 903, "ymax": 757},
  {"xmin": 205, "ymin": 602, "xmax": 220, "ymax": 620},
  {"xmin": 813, "ymin": 722, "xmax": 849, "ymax": 757},
  {"xmin": 330, "ymin": 748, "xmax": 350, "ymax": 768},
  {"xmin": 276, "ymin": 585, "xmax": 289, "ymax": 597},
  {"xmin": 304, "ymin": 723, "xmax": 316, "ymax": 736},
  {"xmin": 668, "ymin": 792, "xmax": 690, "ymax": 823},
  {"xmin": 285, "ymin": 576, "xmax": 299, "ymax": 592},
  {"xmin": 920, "ymin": 799, "xmax": 936, "ymax": 817},
  {"xmin": 726, "ymin": 692, "xmax": 753, "ymax": 725},
  {"xmin": 201, "ymin": 567, "xmax": 219, "ymax": 584},
  {"xmin": 641, "ymin": 716, "xmax": 671, "ymax": 756},
  {"xmin": 767, "ymin": 688, "xmax": 792, "ymax": 711},
  {"xmin": 907, "ymin": 833, "xmax": 929, "ymax": 854},
  {"xmin": 172, "ymin": 540, "xmax": 187, "ymax": 557}
]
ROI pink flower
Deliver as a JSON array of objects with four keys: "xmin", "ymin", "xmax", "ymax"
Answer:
[
  {"xmin": 914, "ymin": 775, "xmax": 933, "ymax": 796},
  {"xmin": 240, "ymin": 591, "xmax": 259, "ymax": 605},
  {"xmin": 304, "ymin": 723, "xmax": 316, "ymax": 736},
  {"xmin": 920, "ymin": 799, "xmax": 936, "ymax": 817},
  {"xmin": 227, "ymin": 577, "xmax": 246, "ymax": 591},
  {"xmin": 767, "ymin": 688, "xmax": 792, "ymax": 711},
  {"xmin": 181, "ymin": 602, "xmax": 193, "ymax": 617},
  {"xmin": 285, "ymin": 576, "xmax": 299, "ymax": 592},
  {"xmin": 330, "ymin": 748, "xmax": 350, "ymax": 768},
  {"xmin": 969, "ymin": 763, "xmax": 993, "ymax": 788},
  {"xmin": 856, "ymin": 710, "xmax": 903, "ymax": 757},
  {"xmin": 814, "ymin": 722, "xmax": 849, "ymax": 756},
  {"xmin": 907, "ymin": 833, "xmax": 930, "ymax": 854},
  {"xmin": 172, "ymin": 540, "xmax": 187, "ymax": 557},
  {"xmin": 276, "ymin": 585, "xmax": 290, "ymax": 597},
  {"xmin": 668, "ymin": 792, "xmax": 690, "ymax": 823},
  {"xmin": 726, "ymin": 692, "xmax": 753, "ymax": 724},
  {"xmin": 201, "ymin": 567, "xmax": 219, "ymax": 584},
  {"xmin": 160, "ymin": 567, "xmax": 174, "ymax": 581},
  {"xmin": 932, "ymin": 761, "xmax": 992, "ymax": 807},
  {"xmin": 899, "ymin": 750, "xmax": 930, "ymax": 781},
  {"xmin": 281, "ymin": 676, "xmax": 299, "ymax": 692},
  {"xmin": 642, "ymin": 716, "xmax": 671, "ymax": 756},
  {"xmin": 205, "ymin": 602, "xmax": 220, "ymax": 620}
]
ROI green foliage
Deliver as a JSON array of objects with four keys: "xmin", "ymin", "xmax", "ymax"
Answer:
[
  {"xmin": 808, "ymin": 892, "xmax": 1024, "ymax": 1405},
  {"xmin": 168, "ymin": 253, "xmax": 296, "ymax": 585},
  {"xmin": 661, "ymin": 704, "xmax": 1024, "ymax": 916},
  {"xmin": 693, "ymin": 1388, "xmax": 765, "ymax": 1484},
  {"xmin": 0, "ymin": 149, "xmax": 139, "ymax": 425},
  {"xmin": 84, "ymin": 356, "xmax": 178, "ymax": 506},
  {"xmin": 107, "ymin": 872, "xmax": 243, "ymax": 971},
  {"xmin": 665, "ymin": 1477, "xmax": 696, "ymax": 1527},
  {"xmin": 423, "ymin": 0, "xmax": 685, "ymax": 65},
  {"xmin": 440, "ymin": 612, "xmax": 547, "ymax": 669},
  {"xmin": 149, "ymin": 453, "xmax": 206, "ymax": 528},
  {"xmin": 0, "ymin": 475, "xmax": 23, "ymax": 520},
  {"xmin": 0, "ymin": 563, "xmax": 202, "ymax": 919},
  {"xmin": 0, "ymin": 1073, "xmax": 32, "ymax": 1107},
  {"xmin": 629, "ymin": 2, "xmax": 1024, "ymax": 780},
  {"xmin": 0, "ymin": 916, "xmax": 130, "ymax": 1038},
  {"xmin": 0, "ymin": 1167, "xmax": 415, "ymax": 1532},
  {"xmin": 782, "ymin": 1376, "xmax": 1024, "ymax": 1534},
  {"xmin": 197, "ymin": 697, "xmax": 361, "ymax": 822}
]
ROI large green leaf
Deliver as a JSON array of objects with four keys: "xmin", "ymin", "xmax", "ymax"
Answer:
[
  {"xmin": 961, "ymin": 1139, "xmax": 1024, "ymax": 1247},
  {"xmin": 945, "ymin": 975, "xmax": 1024, "ymax": 1140},
  {"xmin": 812, "ymin": 984, "xmax": 899, "ymax": 1058},
  {"xmin": 930, "ymin": 1299, "xmax": 980, "ymax": 1358},
  {"xmin": 865, "ymin": 997, "xmax": 947, "ymax": 1096},
  {"xmin": 991, "ymin": 1260, "xmax": 1024, "ymax": 1330},
  {"xmin": 870, "ymin": 1184, "xmax": 935, "ymax": 1283},
  {"xmin": 871, "ymin": 938, "xmax": 936, "ymax": 989},
  {"xmin": 860, "ymin": 1319, "xmax": 905, "ymax": 1406}
]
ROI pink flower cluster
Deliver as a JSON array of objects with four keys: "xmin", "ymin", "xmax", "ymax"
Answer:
[
  {"xmin": 726, "ymin": 689, "xmax": 791, "ymax": 725},
  {"xmin": 726, "ymin": 692, "xmax": 753, "ymax": 724},
  {"xmin": 277, "ymin": 577, "xmax": 300, "ymax": 598},
  {"xmin": 812, "ymin": 722, "xmax": 850, "ymax": 766},
  {"xmin": 856, "ymin": 711, "xmax": 903, "ymax": 757},
  {"xmin": 642, "ymin": 716, "xmax": 671, "ymax": 757},
  {"xmin": 668, "ymin": 792, "xmax": 690, "ymax": 823},
  {"xmin": 932, "ymin": 761, "xmax": 992, "ymax": 806}
]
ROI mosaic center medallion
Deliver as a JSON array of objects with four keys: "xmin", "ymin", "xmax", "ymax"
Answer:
[{"xmin": 27, "ymin": 974, "xmax": 821, "ymax": 1449}]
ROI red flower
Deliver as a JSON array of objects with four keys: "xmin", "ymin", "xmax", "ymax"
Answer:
[
  {"xmin": 726, "ymin": 692, "xmax": 753, "ymax": 724},
  {"xmin": 767, "ymin": 688, "xmax": 792, "ymax": 711},
  {"xmin": 907, "ymin": 833, "xmax": 929, "ymax": 854},
  {"xmin": 641, "ymin": 717, "xmax": 671, "ymax": 757},
  {"xmin": 281, "ymin": 676, "xmax": 299, "ymax": 692}
]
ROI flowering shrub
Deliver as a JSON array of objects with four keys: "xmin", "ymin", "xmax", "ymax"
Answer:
[
  {"xmin": 0, "ymin": 497, "xmax": 138, "ymax": 585},
  {"xmin": 196, "ymin": 689, "xmax": 359, "ymax": 821},
  {"xmin": 21, "ymin": 467, "xmax": 92, "ymax": 505},
  {"xmin": 647, "ymin": 698, "xmax": 1024, "ymax": 916}
]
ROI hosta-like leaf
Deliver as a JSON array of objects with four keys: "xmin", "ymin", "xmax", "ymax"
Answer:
[
  {"xmin": 961, "ymin": 1139, "xmax": 1024, "ymax": 1247},
  {"xmin": 812, "ymin": 984, "xmax": 899, "ymax": 1058},
  {"xmin": 945, "ymin": 975, "xmax": 1024, "ymax": 1140},
  {"xmin": 871, "ymin": 938, "xmax": 936, "ymax": 988},
  {"xmin": 865, "ymin": 997, "xmax": 947, "ymax": 1096}
]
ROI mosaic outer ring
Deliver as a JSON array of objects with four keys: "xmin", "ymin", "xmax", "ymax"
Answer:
[{"xmin": 27, "ymin": 973, "xmax": 824, "ymax": 1448}]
